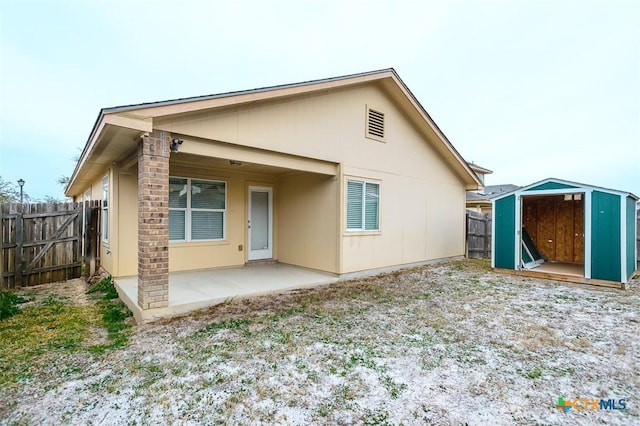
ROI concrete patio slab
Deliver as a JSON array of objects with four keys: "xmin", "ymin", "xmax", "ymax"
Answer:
[{"xmin": 114, "ymin": 263, "xmax": 339, "ymax": 323}]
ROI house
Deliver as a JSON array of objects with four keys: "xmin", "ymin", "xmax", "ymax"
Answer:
[
  {"xmin": 468, "ymin": 162, "xmax": 492, "ymax": 186},
  {"xmin": 467, "ymin": 184, "xmax": 521, "ymax": 215},
  {"xmin": 65, "ymin": 69, "xmax": 481, "ymax": 321},
  {"xmin": 492, "ymin": 178, "xmax": 638, "ymax": 288},
  {"xmin": 465, "ymin": 163, "xmax": 519, "ymax": 214}
]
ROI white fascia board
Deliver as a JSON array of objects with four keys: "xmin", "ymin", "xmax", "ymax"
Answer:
[
  {"xmin": 519, "ymin": 188, "xmax": 586, "ymax": 196},
  {"xmin": 620, "ymin": 195, "xmax": 627, "ymax": 283},
  {"xmin": 491, "ymin": 198, "xmax": 496, "ymax": 268},
  {"xmin": 514, "ymin": 194, "xmax": 521, "ymax": 270},
  {"xmin": 584, "ymin": 190, "xmax": 592, "ymax": 279}
]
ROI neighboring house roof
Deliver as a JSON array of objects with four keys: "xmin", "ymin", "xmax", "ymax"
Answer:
[
  {"xmin": 66, "ymin": 68, "xmax": 482, "ymax": 196},
  {"xmin": 468, "ymin": 163, "xmax": 493, "ymax": 176},
  {"xmin": 466, "ymin": 184, "xmax": 521, "ymax": 203},
  {"xmin": 491, "ymin": 178, "xmax": 639, "ymax": 202}
]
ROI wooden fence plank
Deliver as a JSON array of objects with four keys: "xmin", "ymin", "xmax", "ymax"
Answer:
[
  {"xmin": 14, "ymin": 209, "xmax": 23, "ymax": 287},
  {"xmin": 466, "ymin": 210, "xmax": 492, "ymax": 259},
  {"xmin": 0, "ymin": 201, "xmax": 92, "ymax": 289},
  {"xmin": 0, "ymin": 206, "xmax": 3, "ymax": 288},
  {"xmin": 25, "ymin": 213, "xmax": 77, "ymax": 272}
]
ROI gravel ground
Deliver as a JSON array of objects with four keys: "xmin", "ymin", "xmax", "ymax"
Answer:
[{"xmin": 1, "ymin": 260, "xmax": 638, "ymax": 425}]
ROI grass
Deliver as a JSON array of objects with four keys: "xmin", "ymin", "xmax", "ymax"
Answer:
[
  {"xmin": 87, "ymin": 276, "xmax": 118, "ymax": 300},
  {"xmin": 0, "ymin": 276, "xmax": 132, "ymax": 385},
  {"xmin": 2, "ymin": 260, "xmax": 639, "ymax": 425}
]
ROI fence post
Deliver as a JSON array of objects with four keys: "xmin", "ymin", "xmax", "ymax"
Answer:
[
  {"xmin": 483, "ymin": 213, "xmax": 490, "ymax": 259},
  {"xmin": 0, "ymin": 206, "xmax": 3, "ymax": 288},
  {"xmin": 464, "ymin": 211, "xmax": 469, "ymax": 258},
  {"xmin": 14, "ymin": 207, "xmax": 23, "ymax": 287}
]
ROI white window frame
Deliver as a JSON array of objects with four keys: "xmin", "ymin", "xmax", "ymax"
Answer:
[
  {"xmin": 101, "ymin": 175, "xmax": 108, "ymax": 242},
  {"xmin": 169, "ymin": 177, "xmax": 227, "ymax": 242},
  {"xmin": 346, "ymin": 179, "xmax": 380, "ymax": 232}
]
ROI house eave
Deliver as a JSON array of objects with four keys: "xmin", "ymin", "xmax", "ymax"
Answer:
[{"xmin": 66, "ymin": 68, "xmax": 482, "ymax": 195}]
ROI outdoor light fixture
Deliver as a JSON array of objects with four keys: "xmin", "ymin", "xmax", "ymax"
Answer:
[
  {"xmin": 229, "ymin": 160, "xmax": 242, "ymax": 166},
  {"xmin": 17, "ymin": 178, "xmax": 25, "ymax": 203},
  {"xmin": 170, "ymin": 138, "xmax": 183, "ymax": 153}
]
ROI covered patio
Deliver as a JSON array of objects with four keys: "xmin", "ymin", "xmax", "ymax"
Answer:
[{"xmin": 115, "ymin": 263, "xmax": 339, "ymax": 323}]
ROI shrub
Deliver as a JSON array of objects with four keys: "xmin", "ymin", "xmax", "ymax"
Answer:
[
  {"xmin": 87, "ymin": 276, "xmax": 118, "ymax": 300},
  {"xmin": 0, "ymin": 290, "xmax": 26, "ymax": 320}
]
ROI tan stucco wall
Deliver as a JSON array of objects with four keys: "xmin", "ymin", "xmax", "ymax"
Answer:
[
  {"xmin": 78, "ymin": 168, "xmax": 115, "ymax": 275},
  {"xmin": 87, "ymin": 83, "xmax": 467, "ymax": 277},
  {"xmin": 154, "ymin": 83, "xmax": 467, "ymax": 274},
  {"xmin": 278, "ymin": 172, "xmax": 339, "ymax": 273},
  {"xmin": 116, "ymin": 170, "xmax": 138, "ymax": 277},
  {"xmin": 165, "ymin": 164, "xmax": 278, "ymax": 274},
  {"xmin": 340, "ymin": 169, "xmax": 465, "ymax": 273}
]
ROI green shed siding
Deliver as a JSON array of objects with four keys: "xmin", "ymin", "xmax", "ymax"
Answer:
[
  {"xmin": 525, "ymin": 182, "xmax": 579, "ymax": 191},
  {"xmin": 591, "ymin": 191, "xmax": 621, "ymax": 282},
  {"xmin": 626, "ymin": 196, "xmax": 636, "ymax": 280},
  {"xmin": 495, "ymin": 195, "xmax": 516, "ymax": 269}
]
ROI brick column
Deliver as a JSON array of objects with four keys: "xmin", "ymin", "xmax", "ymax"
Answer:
[{"xmin": 137, "ymin": 130, "xmax": 171, "ymax": 309}]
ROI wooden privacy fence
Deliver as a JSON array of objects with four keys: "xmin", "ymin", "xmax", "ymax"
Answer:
[
  {"xmin": 0, "ymin": 201, "xmax": 102, "ymax": 289},
  {"xmin": 466, "ymin": 210, "xmax": 492, "ymax": 259}
]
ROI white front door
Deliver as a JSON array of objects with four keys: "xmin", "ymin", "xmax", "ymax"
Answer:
[{"xmin": 248, "ymin": 186, "xmax": 273, "ymax": 260}]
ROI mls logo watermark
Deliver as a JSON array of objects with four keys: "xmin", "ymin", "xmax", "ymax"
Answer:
[{"xmin": 555, "ymin": 396, "xmax": 627, "ymax": 413}]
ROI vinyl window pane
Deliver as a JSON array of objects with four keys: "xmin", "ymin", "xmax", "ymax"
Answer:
[
  {"xmin": 364, "ymin": 183, "xmax": 379, "ymax": 230},
  {"xmin": 191, "ymin": 180, "xmax": 225, "ymax": 209},
  {"xmin": 191, "ymin": 211, "xmax": 224, "ymax": 240},
  {"xmin": 346, "ymin": 181, "xmax": 363, "ymax": 230},
  {"xmin": 169, "ymin": 178, "xmax": 188, "ymax": 208},
  {"xmin": 169, "ymin": 210, "xmax": 186, "ymax": 240}
]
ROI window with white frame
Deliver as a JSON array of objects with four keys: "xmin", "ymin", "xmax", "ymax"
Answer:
[
  {"xmin": 169, "ymin": 177, "xmax": 226, "ymax": 241},
  {"xmin": 101, "ymin": 176, "xmax": 108, "ymax": 242},
  {"xmin": 346, "ymin": 179, "xmax": 379, "ymax": 231}
]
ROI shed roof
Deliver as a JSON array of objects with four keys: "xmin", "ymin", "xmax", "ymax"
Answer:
[{"xmin": 492, "ymin": 177, "xmax": 639, "ymax": 201}]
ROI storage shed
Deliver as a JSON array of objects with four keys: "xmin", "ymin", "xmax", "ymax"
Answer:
[{"xmin": 492, "ymin": 178, "xmax": 638, "ymax": 288}]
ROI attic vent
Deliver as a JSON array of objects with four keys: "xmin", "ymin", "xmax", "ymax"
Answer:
[{"xmin": 366, "ymin": 107, "xmax": 385, "ymax": 141}]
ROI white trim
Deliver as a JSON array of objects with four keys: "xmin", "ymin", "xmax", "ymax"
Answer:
[
  {"xmin": 621, "ymin": 195, "xmax": 627, "ymax": 283},
  {"xmin": 635, "ymin": 199, "xmax": 639, "ymax": 278},
  {"xmin": 492, "ymin": 177, "xmax": 639, "ymax": 202},
  {"xmin": 101, "ymin": 174, "xmax": 109, "ymax": 243},
  {"xmin": 491, "ymin": 197, "xmax": 496, "ymax": 268},
  {"xmin": 248, "ymin": 186, "xmax": 273, "ymax": 261},
  {"xmin": 345, "ymin": 178, "xmax": 381, "ymax": 232},
  {"xmin": 584, "ymin": 190, "xmax": 592, "ymax": 279},
  {"xmin": 514, "ymin": 194, "xmax": 521, "ymax": 270},
  {"xmin": 631, "ymin": 197, "xmax": 638, "ymax": 272},
  {"xmin": 168, "ymin": 176, "xmax": 227, "ymax": 242},
  {"xmin": 518, "ymin": 188, "xmax": 586, "ymax": 196}
]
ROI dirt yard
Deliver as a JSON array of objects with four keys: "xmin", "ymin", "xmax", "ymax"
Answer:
[{"xmin": 1, "ymin": 260, "xmax": 638, "ymax": 425}]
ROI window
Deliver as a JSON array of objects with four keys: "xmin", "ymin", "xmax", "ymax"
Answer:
[
  {"xmin": 366, "ymin": 106, "xmax": 385, "ymax": 141},
  {"xmin": 101, "ymin": 176, "xmax": 108, "ymax": 242},
  {"xmin": 169, "ymin": 177, "xmax": 226, "ymax": 241},
  {"xmin": 346, "ymin": 179, "xmax": 379, "ymax": 231}
]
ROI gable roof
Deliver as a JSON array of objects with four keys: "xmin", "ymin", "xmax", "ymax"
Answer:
[
  {"xmin": 492, "ymin": 177, "xmax": 639, "ymax": 202},
  {"xmin": 66, "ymin": 68, "xmax": 481, "ymax": 195},
  {"xmin": 467, "ymin": 184, "xmax": 521, "ymax": 203},
  {"xmin": 468, "ymin": 163, "xmax": 493, "ymax": 176}
]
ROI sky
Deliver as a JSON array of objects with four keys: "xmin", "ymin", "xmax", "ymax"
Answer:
[{"xmin": 1, "ymin": 0, "xmax": 639, "ymax": 200}]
